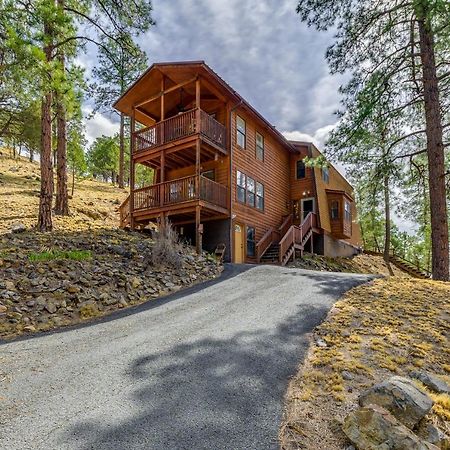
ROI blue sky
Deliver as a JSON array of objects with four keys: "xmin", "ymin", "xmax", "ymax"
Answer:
[{"xmin": 83, "ymin": 0, "xmax": 343, "ymax": 149}]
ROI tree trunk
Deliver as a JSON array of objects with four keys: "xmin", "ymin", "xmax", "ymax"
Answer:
[
  {"xmin": 383, "ymin": 174, "xmax": 391, "ymax": 262},
  {"xmin": 54, "ymin": 92, "xmax": 69, "ymax": 215},
  {"xmin": 38, "ymin": 91, "xmax": 53, "ymax": 231},
  {"xmin": 71, "ymin": 165, "xmax": 75, "ymax": 197},
  {"xmin": 54, "ymin": 0, "xmax": 69, "ymax": 216},
  {"xmin": 118, "ymin": 112, "xmax": 125, "ymax": 188},
  {"xmin": 37, "ymin": 19, "xmax": 54, "ymax": 232},
  {"xmin": 29, "ymin": 147, "xmax": 34, "ymax": 162},
  {"xmin": 417, "ymin": 16, "xmax": 449, "ymax": 281}
]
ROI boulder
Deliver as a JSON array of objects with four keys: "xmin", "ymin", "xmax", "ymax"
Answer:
[
  {"xmin": 343, "ymin": 405, "xmax": 439, "ymax": 450},
  {"xmin": 410, "ymin": 371, "xmax": 450, "ymax": 395},
  {"xmin": 11, "ymin": 222, "xmax": 26, "ymax": 233},
  {"xmin": 359, "ymin": 376, "xmax": 433, "ymax": 429},
  {"xmin": 416, "ymin": 420, "xmax": 449, "ymax": 448}
]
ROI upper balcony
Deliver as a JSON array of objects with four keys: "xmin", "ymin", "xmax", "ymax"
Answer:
[{"xmin": 133, "ymin": 108, "xmax": 227, "ymax": 157}]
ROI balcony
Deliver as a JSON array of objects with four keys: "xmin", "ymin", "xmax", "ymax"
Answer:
[
  {"xmin": 127, "ymin": 174, "xmax": 228, "ymax": 221},
  {"xmin": 133, "ymin": 108, "xmax": 227, "ymax": 155}
]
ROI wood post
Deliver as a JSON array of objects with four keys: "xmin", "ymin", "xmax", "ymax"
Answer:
[
  {"xmin": 160, "ymin": 76, "xmax": 165, "ymax": 121},
  {"xmin": 130, "ymin": 109, "xmax": 136, "ymax": 229},
  {"xmin": 196, "ymin": 206, "xmax": 202, "ymax": 254},
  {"xmin": 160, "ymin": 151, "xmax": 165, "ymax": 207}
]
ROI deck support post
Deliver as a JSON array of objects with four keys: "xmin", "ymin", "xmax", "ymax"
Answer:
[
  {"xmin": 130, "ymin": 109, "xmax": 136, "ymax": 229},
  {"xmin": 160, "ymin": 151, "xmax": 165, "ymax": 207},
  {"xmin": 195, "ymin": 206, "xmax": 202, "ymax": 254}
]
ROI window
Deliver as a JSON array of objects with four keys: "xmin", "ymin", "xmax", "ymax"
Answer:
[
  {"xmin": 247, "ymin": 177, "xmax": 255, "ymax": 207},
  {"xmin": 344, "ymin": 200, "xmax": 352, "ymax": 221},
  {"xmin": 256, "ymin": 132, "xmax": 264, "ymax": 161},
  {"xmin": 322, "ymin": 166, "xmax": 329, "ymax": 183},
  {"xmin": 201, "ymin": 169, "xmax": 215, "ymax": 181},
  {"xmin": 296, "ymin": 160, "xmax": 306, "ymax": 179},
  {"xmin": 247, "ymin": 226, "xmax": 255, "ymax": 257},
  {"xmin": 330, "ymin": 200, "xmax": 339, "ymax": 220},
  {"xmin": 256, "ymin": 182, "xmax": 264, "ymax": 210},
  {"xmin": 237, "ymin": 170, "xmax": 246, "ymax": 203},
  {"xmin": 236, "ymin": 115, "xmax": 246, "ymax": 148}
]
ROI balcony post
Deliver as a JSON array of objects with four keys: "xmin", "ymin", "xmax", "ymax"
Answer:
[
  {"xmin": 196, "ymin": 205, "xmax": 202, "ymax": 254},
  {"xmin": 129, "ymin": 108, "xmax": 136, "ymax": 229},
  {"xmin": 160, "ymin": 151, "xmax": 165, "ymax": 207}
]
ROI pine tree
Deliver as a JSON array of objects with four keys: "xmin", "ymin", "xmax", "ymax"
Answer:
[{"xmin": 297, "ymin": 0, "xmax": 450, "ymax": 280}]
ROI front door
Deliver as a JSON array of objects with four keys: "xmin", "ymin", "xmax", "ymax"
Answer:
[
  {"xmin": 234, "ymin": 223, "xmax": 244, "ymax": 263},
  {"xmin": 301, "ymin": 198, "xmax": 315, "ymax": 221}
]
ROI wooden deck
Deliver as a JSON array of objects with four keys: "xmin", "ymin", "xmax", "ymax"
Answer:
[
  {"xmin": 134, "ymin": 108, "xmax": 227, "ymax": 157},
  {"xmin": 120, "ymin": 175, "xmax": 229, "ymax": 227}
]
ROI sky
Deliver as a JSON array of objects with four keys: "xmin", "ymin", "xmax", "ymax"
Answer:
[{"xmin": 83, "ymin": 0, "xmax": 344, "ymax": 149}]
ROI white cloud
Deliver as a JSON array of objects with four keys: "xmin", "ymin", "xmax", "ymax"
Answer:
[
  {"xmin": 282, "ymin": 124, "xmax": 336, "ymax": 149},
  {"xmin": 83, "ymin": 108, "xmax": 120, "ymax": 146}
]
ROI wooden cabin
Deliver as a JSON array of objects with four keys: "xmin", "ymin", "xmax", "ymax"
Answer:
[{"xmin": 114, "ymin": 61, "xmax": 362, "ymax": 264}]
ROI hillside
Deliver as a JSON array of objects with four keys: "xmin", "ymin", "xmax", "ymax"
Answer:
[{"xmin": 0, "ymin": 154, "xmax": 127, "ymax": 233}]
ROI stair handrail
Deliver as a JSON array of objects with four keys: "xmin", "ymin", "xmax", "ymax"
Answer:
[
  {"xmin": 279, "ymin": 225, "xmax": 294, "ymax": 264},
  {"xmin": 256, "ymin": 227, "xmax": 276, "ymax": 262},
  {"xmin": 278, "ymin": 214, "xmax": 293, "ymax": 238}
]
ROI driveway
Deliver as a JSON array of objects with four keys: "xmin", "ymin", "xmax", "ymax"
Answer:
[{"xmin": 0, "ymin": 265, "xmax": 372, "ymax": 450}]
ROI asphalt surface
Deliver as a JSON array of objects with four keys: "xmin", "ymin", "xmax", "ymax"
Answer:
[{"xmin": 0, "ymin": 265, "xmax": 372, "ymax": 450}]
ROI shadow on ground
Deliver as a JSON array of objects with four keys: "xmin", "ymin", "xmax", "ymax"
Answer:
[{"xmin": 60, "ymin": 271, "xmax": 371, "ymax": 450}]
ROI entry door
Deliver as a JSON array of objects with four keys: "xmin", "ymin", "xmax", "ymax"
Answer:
[
  {"xmin": 234, "ymin": 223, "xmax": 244, "ymax": 263},
  {"xmin": 301, "ymin": 198, "xmax": 315, "ymax": 221}
]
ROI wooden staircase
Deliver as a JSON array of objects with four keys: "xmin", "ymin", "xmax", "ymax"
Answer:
[{"xmin": 256, "ymin": 212, "xmax": 317, "ymax": 266}]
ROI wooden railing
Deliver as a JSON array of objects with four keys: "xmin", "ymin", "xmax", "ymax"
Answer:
[
  {"xmin": 129, "ymin": 175, "xmax": 228, "ymax": 217},
  {"xmin": 256, "ymin": 228, "xmax": 278, "ymax": 262},
  {"xmin": 200, "ymin": 176, "xmax": 228, "ymax": 209},
  {"xmin": 119, "ymin": 195, "xmax": 131, "ymax": 227},
  {"xmin": 279, "ymin": 212, "xmax": 317, "ymax": 265},
  {"xmin": 134, "ymin": 108, "xmax": 227, "ymax": 154}
]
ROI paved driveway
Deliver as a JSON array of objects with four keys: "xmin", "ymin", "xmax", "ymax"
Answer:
[{"xmin": 0, "ymin": 265, "xmax": 372, "ymax": 450}]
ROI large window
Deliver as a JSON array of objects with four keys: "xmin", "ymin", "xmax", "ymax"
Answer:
[
  {"xmin": 296, "ymin": 160, "xmax": 306, "ymax": 179},
  {"xmin": 344, "ymin": 200, "xmax": 352, "ymax": 221},
  {"xmin": 236, "ymin": 171, "xmax": 264, "ymax": 211},
  {"xmin": 236, "ymin": 115, "xmax": 246, "ymax": 148},
  {"xmin": 330, "ymin": 200, "xmax": 339, "ymax": 220},
  {"xmin": 237, "ymin": 170, "xmax": 246, "ymax": 203},
  {"xmin": 322, "ymin": 166, "xmax": 329, "ymax": 183},
  {"xmin": 256, "ymin": 182, "xmax": 264, "ymax": 210},
  {"xmin": 247, "ymin": 227, "xmax": 255, "ymax": 257},
  {"xmin": 256, "ymin": 132, "xmax": 264, "ymax": 161}
]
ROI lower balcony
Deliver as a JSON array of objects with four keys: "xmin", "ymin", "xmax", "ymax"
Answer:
[{"xmin": 120, "ymin": 175, "xmax": 229, "ymax": 226}]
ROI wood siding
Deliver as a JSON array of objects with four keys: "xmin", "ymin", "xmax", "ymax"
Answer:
[{"xmin": 231, "ymin": 109, "xmax": 290, "ymax": 261}]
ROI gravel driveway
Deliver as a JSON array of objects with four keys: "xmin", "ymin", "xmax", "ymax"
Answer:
[{"xmin": 0, "ymin": 265, "xmax": 372, "ymax": 450}]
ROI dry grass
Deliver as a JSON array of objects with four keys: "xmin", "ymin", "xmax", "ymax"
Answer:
[
  {"xmin": 0, "ymin": 154, "xmax": 127, "ymax": 233},
  {"xmin": 280, "ymin": 277, "xmax": 450, "ymax": 449},
  {"xmin": 151, "ymin": 220, "xmax": 183, "ymax": 269}
]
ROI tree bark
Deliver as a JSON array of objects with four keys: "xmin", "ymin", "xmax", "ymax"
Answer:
[
  {"xmin": 37, "ymin": 20, "xmax": 54, "ymax": 232},
  {"xmin": 54, "ymin": 0, "xmax": 69, "ymax": 216},
  {"xmin": 383, "ymin": 174, "xmax": 391, "ymax": 262},
  {"xmin": 118, "ymin": 112, "xmax": 125, "ymax": 188},
  {"xmin": 417, "ymin": 16, "xmax": 449, "ymax": 281},
  {"xmin": 71, "ymin": 164, "xmax": 75, "ymax": 197}
]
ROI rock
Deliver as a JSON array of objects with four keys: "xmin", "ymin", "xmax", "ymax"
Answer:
[
  {"xmin": 44, "ymin": 302, "xmax": 57, "ymax": 314},
  {"xmin": 130, "ymin": 277, "xmax": 141, "ymax": 289},
  {"xmin": 66, "ymin": 285, "xmax": 80, "ymax": 294},
  {"xmin": 359, "ymin": 376, "xmax": 433, "ymax": 429},
  {"xmin": 11, "ymin": 222, "xmax": 26, "ymax": 233},
  {"xmin": 0, "ymin": 304, "xmax": 7, "ymax": 313},
  {"xmin": 316, "ymin": 338, "xmax": 327, "ymax": 348},
  {"xmin": 118, "ymin": 298, "xmax": 128, "ymax": 308},
  {"xmin": 342, "ymin": 370, "xmax": 354, "ymax": 381},
  {"xmin": 343, "ymin": 405, "xmax": 439, "ymax": 450},
  {"xmin": 416, "ymin": 420, "xmax": 449, "ymax": 447},
  {"xmin": 410, "ymin": 371, "xmax": 450, "ymax": 394},
  {"xmin": 4, "ymin": 280, "xmax": 15, "ymax": 291},
  {"xmin": 23, "ymin": 325, "xmax": 36, "ymax": 332}
]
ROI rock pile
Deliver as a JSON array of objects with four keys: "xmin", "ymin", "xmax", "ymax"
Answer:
[
  {"xmin": 0, "ymin": 229, "xmax": 222, "ymax": 339},
  {"xmin": 343, "ymin": 375, "xmax": 450, "ymax": 449}
]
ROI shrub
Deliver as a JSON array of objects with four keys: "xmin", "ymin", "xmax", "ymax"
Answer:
[{"xmin": 151, "ymin": 219, "xmax": 183, "ymax": 269}]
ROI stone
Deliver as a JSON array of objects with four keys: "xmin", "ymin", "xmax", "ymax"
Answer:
[
  {"xmin": 66, "ymin": 285, "xmax": 80, "ymax": 294},
  {"xmin": 4, "ymin": 281, "xmax": 15, "ymax": 291},
  {"xmin": 416, "ymin": 420, "xmax": 449, "ymax": 447},
  {"xmin": 342, "ymin": 370, "xmax": 354, "ymax": 381},
  {"xmin": 118, "ymin": 298, "xmax": 128, "ymax": 308},
  {"xmin": 343, "ymin": 405, "xmax": 439, "ymax": 450},
  {"xmin": 410, "ymin": 371, "xmax": 450, "ymax": 394},
  {"xmin": 11, "ymin": 222, "xmax": 26, "ymax": 233},
  {"xmin": 316, "ymin": 338, "xmax": 327, "ymax": 348},
  {"xmin": 359, "ymin": 376, "xmax": 433, "ymax": 429},
  {"xmin": 23, "ymin": 325, "xmax": 36, "ymax": 332},
  {"xmin": 0, "ymin": 304, "xmax": 7, "ymax": 313},
  {"xmin": 44, "ymin": 302, "xmax": 57, "ymax": 314},
  {"xmin": 130, "ymin": 277, "xmax": 141, "ymax": 289}
]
